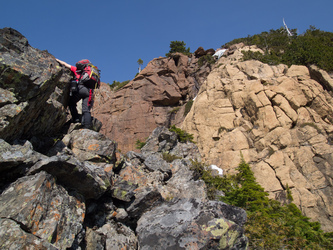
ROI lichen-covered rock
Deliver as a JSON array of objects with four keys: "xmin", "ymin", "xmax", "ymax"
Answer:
[
  {"xmin": 0, "ymin": 218, "xmax": 58, "ymax": 250},
  {"xmin": 0, "ymin": 28, "xmax": 71, "ymax": 144},
  {"xmin": 141, "ymin": 126, "xmax": 178, "ymax": 153},
  {"xmin": 0, "ymin": 171, "xmax": 85, "ymax": 249},
  {"xmin": 28, "ymin": 153, "xmax": 112, "ymax": 200},
  {"xmin": 92, "ymin": 222, "xmax": 138, "ymax": 249},
  {"xmin": 61, "ymin": 128, "xmax": 117, "ymax": 163},
  {"xmin": 0, "ymin": 139, "xmax": 46, "ymax": 190},
  {"xmin": 136, "ymin": 198, "xmax": 248, "ymax": 249}
]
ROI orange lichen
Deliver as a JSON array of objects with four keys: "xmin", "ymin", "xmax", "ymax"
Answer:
[
  {"xmin": 88, "ymin": 144, "xmax": 100, "ymax": 151},
  {"xmin": 104, "ymin": 165, "xmax": 113, "ymax": 173},
  {"xmin": 54, "ymin": 213, "xmax": 60, "ymax": 221}
]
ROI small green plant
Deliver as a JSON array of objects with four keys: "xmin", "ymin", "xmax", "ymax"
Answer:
[
  {"xmin": 135, "ymin": 139, "xmax": 146, "ymax": 149},
  {"xmin": 198, "ymin": 54, "xmax": 215, "ymax": 67},
  {"xmin": 109, "ymin": 80, "xmax": 130, "ymax": 91},
  {"xmin": 168, "ymin": 107, "xmax": 180, "ymax": 114},
  {"xmin": 169, "ymin": 125, "xmax": 194, "ymax": 143},
  {"xmin": 162, "ymin": 152, "xmax": 181, "ymax": 163},
  {"xmin": 286, "ymin": 183, "xmax": 293, "ymax": 202},
  {"xmin": 184, "ymin": 100, "xmax": 193, "ymax": 117},
  {"xmin": 189, "ymin": 159, "xmax": 223, "ymax": 200}
]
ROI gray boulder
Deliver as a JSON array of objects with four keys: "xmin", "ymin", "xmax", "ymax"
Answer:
[
  {"xmin": 136, "ymin": 198, "xmax": 248, "ymax": 249},
  {"xmin": 0, "ymin": 171, "xmax": 85, "ymax": 249},
  {"xmin": 0, "ymin": 218, "xmax": 58, "ymax": 250},
  {"xmin": 28, "ymin": 152, "xmax": 112, "ymax": 200}
]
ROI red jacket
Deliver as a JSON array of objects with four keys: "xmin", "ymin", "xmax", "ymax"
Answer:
[
  {"xmin": 70, "ymin": 66, "xmax": 81, "ymax": 80},
  {"xmin": 70, "ymin": 66, "xmax": 93, "ymax": 106}
]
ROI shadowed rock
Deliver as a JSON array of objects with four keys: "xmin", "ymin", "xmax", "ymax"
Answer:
[{"xmin": 0, "ymin": 171, "xmax": 85, "ymax": 249}]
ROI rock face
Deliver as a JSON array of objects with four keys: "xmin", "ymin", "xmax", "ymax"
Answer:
[
  {"xmin": 182, "ymin": 43, "xmax": 333, "ymax": 232},
  {"xmin": 93, "ymin": 52, "xmax": 212, "ymax": 153},
  {"xmin": 0, "ymin": 28, "xmax": 71, "ymax": 147},
  {"xmin": 0, "ymin": 28, "xmax": 247, "ymax": 249}
]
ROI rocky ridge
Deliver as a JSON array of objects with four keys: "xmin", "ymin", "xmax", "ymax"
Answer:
[
  {"xmin": 182, "ymin": 43, "xmax": 333, "ymax": 232},
  {"xmin": 93, "ymin": 49, "xmax": 212, "ymax": 153},
  {"xmin": 0, "ymin": 28, "xmax": 248, "ymax": 249}
]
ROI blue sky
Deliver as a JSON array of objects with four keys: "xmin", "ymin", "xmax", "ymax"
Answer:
[{"xmin": 1, "ymin": 0, "xmax": 332, "ymax": 84}]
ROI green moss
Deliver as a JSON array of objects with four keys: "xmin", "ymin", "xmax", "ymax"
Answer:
[
  {"xmin": 86, "ymin": 173, "xmax": 94, "ymax": 180},
  {"xmin": 47, "ymin": 234, "xmax": 53, "ymax": 243},
  {"xmin": 104, "ymin": 179, "xmax": 111, "ymax": 188},
  {"xmin": 223, "ymin": 230, "xmax": 240, "ymax": 248},
  {"xmin": 184, "ymin": 100, "xmax": 193, "ymax": 117},
  {"xmin": 121, "ymin": 190, "xmax": 127, "ymax": 198}
]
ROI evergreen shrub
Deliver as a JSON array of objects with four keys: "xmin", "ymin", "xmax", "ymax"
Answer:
[
  {"xmin": 169, "ymin": 125, "xmax": 194, "ymax": 143},
  {"xmin": 166, "ymin": 41, "xmax": 191, "ymax": 57},
  {"xmin": 190, "ymin": 157, "xmax": 333, "ymax": 248},
  {"xmin": 224, "ymin": 26, "xmax": 333, "ymax": 72},
  {"xmin": 109, "ymin": 80, "xmax": 130, "ymax": 91}
]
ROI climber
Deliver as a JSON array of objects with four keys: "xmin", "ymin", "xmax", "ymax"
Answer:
[{"xmin": 56, "ymin": 58, "xmax": 95, "ymax": 129}]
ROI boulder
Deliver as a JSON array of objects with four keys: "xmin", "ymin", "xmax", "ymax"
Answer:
[
  {"xmin": 28, "ymin": 154, "xmax": 112, "ymax": 200},
  {"xmin": 136, "ymin": 198, "xmax": 248, "ymax": 249},
  {"xmin": 194, "ymin": 46, "xmax": 206, "ymax": 57},
  {"xmin": 95, "ymin": 222, "xmax": 138, "ymax": 249},
  {"xmin": 0, "ymin": 139, "xmax": 46, "ymax": 190},
  {"xmin": 0, "ymin": 171, "xmax": 85, "ymax": 249},
  {"xmin": 194, "ymin": 47, "xmax": 216, "ymax": 57},
  {"xmin": 0, "ymin": 218, "xmax": 58, "ymax": 250},
  {"xmin": 60, "ymin": 128, "xmax": 117, "ymax": 163}
]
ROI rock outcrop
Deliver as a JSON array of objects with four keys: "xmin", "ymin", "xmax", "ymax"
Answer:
[
  {"xmin": 0, "ymin": 126, "xmax": 248, "ymax": 249},
  {"xmin": 93, "ymin": 51, "xmax": 212, "ymax": 153},
  {"xmin": 0, "ymin": 28, "xmax": 71, "ymax": 148},
  {"xmin": 0, "ymin": 28, "xmax": 248, "ymax": 249},
  {"xmin": 182, "ymin": 43, "xmax": 333, "ymax": 232}
]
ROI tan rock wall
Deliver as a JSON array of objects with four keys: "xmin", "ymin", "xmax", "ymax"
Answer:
[{"xmin": 182, "ymin": 45, "xmax": 333, "ymax": 232}]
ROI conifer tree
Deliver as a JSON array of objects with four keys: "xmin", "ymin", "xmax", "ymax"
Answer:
[{"xmin": 137, "ymin": 58, "xmax": 143, "ymax": 73}]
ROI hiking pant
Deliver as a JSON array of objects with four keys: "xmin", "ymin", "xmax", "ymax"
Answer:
[{"xmin": 69, "ymin": 84, "xmax": 93, "ymax": 128}]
